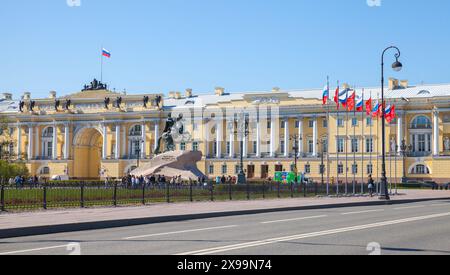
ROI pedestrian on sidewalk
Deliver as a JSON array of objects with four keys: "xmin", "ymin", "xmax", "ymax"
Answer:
[{"xmin": 368, "ymin": 174, "xmax": 375, "ymax": 197}]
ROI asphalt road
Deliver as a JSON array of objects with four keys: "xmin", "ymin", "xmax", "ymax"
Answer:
[{"xmin": 1, "ymin": 200, "xmax": 450, "ymax": 255}]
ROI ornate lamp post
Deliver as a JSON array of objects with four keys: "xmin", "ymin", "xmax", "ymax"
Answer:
[
  {"xmin": 234, "ymin": 114, "xmax": 249, "ymax": 185},
  {"xmin": 290, "ymin": 134, "xmax": 300, "ymax": 184},
  {"xmin": 380, "ymin": 46, "xmax": 403, "ymax": 201}
]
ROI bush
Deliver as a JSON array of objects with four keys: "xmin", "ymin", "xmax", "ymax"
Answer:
[{"xmin": 0, "ymin": 160, "xmax": 29, "ymax": 182}]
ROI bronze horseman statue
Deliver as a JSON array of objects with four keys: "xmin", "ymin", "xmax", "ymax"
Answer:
[{"xmin": 154, "ymin": 113, "xmax": 185, "ymax": 155}]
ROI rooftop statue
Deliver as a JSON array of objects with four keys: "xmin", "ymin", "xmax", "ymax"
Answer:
[{"xmin": 82, "ymin": 78, "xmax": 108, "ymax": 91}]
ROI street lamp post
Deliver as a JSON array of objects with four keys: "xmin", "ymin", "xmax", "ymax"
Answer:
[
  {"xmin": 380, "ymin": 46, "xmax": 403, "ymax": 201},
  {"xmin": 400, "ymin": 139, "xmax": 412, "ymax": 184},
  {"xmin": 136, "ymin": 140, "xmax": 145, "ymax": 168},
  {"xmin": 290, "ymin": 134, "xmax": 300, "ymax": 185},
  {"xmin": 234, "ymin": 115, "xmax": 249, "ymax": 185}
]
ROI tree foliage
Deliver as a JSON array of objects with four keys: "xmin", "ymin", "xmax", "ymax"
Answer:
[{"xmin": 0, "ymin": 160, "xmax": 29, "ymax": 181}]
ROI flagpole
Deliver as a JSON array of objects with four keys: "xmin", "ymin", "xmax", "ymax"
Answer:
[
  {"xmin": 100, "ymin": 46, "xmax": 104, "ymax": 83},
  {"xmin": 353, "ymin": 87, "xmax": 357, "ymax": 195},
  {"xmin": 376, "ymin": 92, "xmax": 380, "ymax": 195},
  {"xmin": 369, "ymin": 91, "xmax": 373, "ymax": 191},
  {"xmin": 336, "ymin": 81, "xmax": 340, "ymax": 196},
  {"xmin": 326, "ymin": 76, "xmax": 331, "ymax": 196},
  {"xmin": 361, "ymin": 89, "xmax": 365, "ymax": 194},
  {"xmin": 345, "ymin": 88, "xmax": 349, "ymax": 195}
]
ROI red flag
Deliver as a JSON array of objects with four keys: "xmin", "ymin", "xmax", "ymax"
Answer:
[
  {"xmin": 366, "ymin": 98, "xmax": 373, "ymax": 116},
  {"xmin": 334, "ymin": 86, "xmax": 340, "ymax": 109},
  {"xmin": 386, "ymin": 105, "xmax": 397, "ymax": 123},
  {"xmin": 346, "ymin": 91, "xmax": 356, "ymax": 111}
]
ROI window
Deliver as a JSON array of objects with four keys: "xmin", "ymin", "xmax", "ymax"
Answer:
[
  {"xmin": 309, "ymin": 120, "xmax": 314, "ymax": 128},
  {"xmin": 308, "ymin": 139, "xmax": 314, "ymax": 154},
  {"xmin": 367, "ymin": 164, "xmax": 373, "ymax": 175},
  {"xmin": 366, "ymin": 138, "xmax": 374, "ymax": 153},
  {"xmin": 352, "ymin": 164, "xmax": 358, "ymax": 175},
  {"xmin": 222, "ymin": 164, "xmax": 228, "ymax": 175},
  {"xmin": 337, "ymin": 118, "xmax": 344, "ymax": 127},
  {"xmin": 411, "ymin": 164, "xmax": 430, "ymax": 175},
  {"xmin": 129, "ymin": 125, "xmax": 142, "ymax": 136},
  {"xmin": 351, "ymin": 138, "xmax": 359, "ymax": 153},
  {"xmin": 305, "ymin": 164, "xmax": 311, "ymax": 174},
  {"xmin": 111, "ymin": 142, "xmax": 116, "ymax": 157},
  {"xmin": 208, "ymin": 165, "xmax": 214, "ymax": 175},
  {"xmin": 411, "ymin": 116, "xmax": 431, "ymax": 129},
  {"xmin": 322, "ymin": 139, "xmax": 328, "ymax": 153},
  {"xmin": 337, "ymin": 164, "xmax": 344, "ymax": 175},
  {"xmin": 295, "ymin": 120, "xmax": 300, "ymax": 128},
  {"xmin": 290, "ymin": 164, "xmax": 296, "ymax": 172},
  {"xmin": 40, "ymin": 167, "xmax": 50, "ymax": 175},
  {"xmin": 352, "ymin": 117, "xmax": 358, "ymax": 127},
  {"xmin": 280, "ymin": 141, "xmax": 285, "ymax": 154},
  {"xmin": 213, "ymin": 141, "xmax": 217, "ymax": 155},
  {"xmin": 192, "ymin": 142, "xmax": 199, "ymax": 152},
  {"xmin": 281, "ymin": 122, "xmax": 286, "ymax": 129},
  {"xmin": 130, "ymin": 140, "xmax": 141, "ymax": 157},
  {"xmin": 180, "ymin": 142, "xmax": 186, "ymax": 151},
  {"xmin": 267, "ymin": 121, "xmax": 271, "ymax": 129},
  {"xmin": 253, "ymin": 141, "xmax": 257, "ymax": 153},
  {"xmin": 235, "ymin": 165, "xmax": 240, "ymax": 174},
  {"xmin": 323, "ymin": 120, "xmax": 328, "ymax": 128},
  {"xmin": 226, "ymin": 142, "xmax": 231, "ymax": 155},
  {"xmin": 366, "ymin": 117, "xmax": 373, "ymax": 126},
  {"xmin": 193, "ymin": 123, "xmax": 198, "ymax": 131},
  {"xmin": 337, "ymin": 138, "xmax": 344, "ymax": 153},
  {"xmin": 9, "ymin": 128, "xmax": 15, "ymax": 135}
]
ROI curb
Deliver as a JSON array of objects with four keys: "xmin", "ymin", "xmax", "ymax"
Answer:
[{"xmin": 1, "ymin": 197, "xmax": 449, "ymax": 239}]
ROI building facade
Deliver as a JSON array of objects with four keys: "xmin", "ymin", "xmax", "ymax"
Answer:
[{"xmin": 1, "ymin": 79, "xmax": 450, "ymax": 183}]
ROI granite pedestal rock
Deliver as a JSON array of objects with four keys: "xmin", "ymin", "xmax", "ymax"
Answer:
[{"xmin": 130, "ymin": 151, "xmax": 205, "ymax": 180}]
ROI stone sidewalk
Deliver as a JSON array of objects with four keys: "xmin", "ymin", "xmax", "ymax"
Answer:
[{"xmin": 1, "ymin": 189, "xmax": 449, "ymax": 238}]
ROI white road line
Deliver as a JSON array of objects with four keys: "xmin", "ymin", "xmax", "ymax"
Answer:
[
  {"xmin": 394, "ymin": 205, "xmax": 426, "ymax": 210},
  {"xmin": 430, "ymin": 203, "xmax": 449, "ymax": 207},
  {"xmin": 0, "ymin": 245, "xmax": 68, "ymax": 255},
  {"xmin": 261, "ymin": 215, "xmax": 327, "ymax": 224},
  {"xmin": 123, "ymin": 225, "xmax": 239, "ymax": 240},
  {"xmin": 341, "ymin": 209, "xmax": 385, "ymax": 216},
  {"xmin": 176, "ymin": 212, "xmax": 450, "ymax": 255}
]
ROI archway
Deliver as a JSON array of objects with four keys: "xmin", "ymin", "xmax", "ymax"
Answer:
[{"xmin": 73, "ymin": 127, "xmax": 103, "ymax": 179}]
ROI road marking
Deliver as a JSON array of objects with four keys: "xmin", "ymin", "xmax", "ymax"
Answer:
[
  {"xmin": 123, "ymin": 225, "xmax": 239, "ymax": 240},
  {"xmin": 0, "ymin": 245, "xmax": 69, "ymax": 255},
  {"xmin": 261, "ymin": 215, "xmax": 327, "ymax": 224},
  {"xmin": 430, "ymin": 203, "xmax": 449, "ymax": 207},
  {"xmin": 341, "ymin": 209, "xmax": 385, "ymax": 216},
  {"xmin": 176, "ymin": 212, "xmax": 450, "ymax": 255},
  {"xmin": 394, "ymin": 205, "xmax": 426, "ymax": 210}
]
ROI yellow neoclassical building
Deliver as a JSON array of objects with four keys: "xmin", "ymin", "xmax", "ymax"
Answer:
[{"xmin": 1, "ymin": 78, "xmax": 450, "ymax": 183}]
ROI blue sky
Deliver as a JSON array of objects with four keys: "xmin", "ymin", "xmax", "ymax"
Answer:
[{"xmin": 1, "ymin": 0, "xmax": 449, "ymax": 98}]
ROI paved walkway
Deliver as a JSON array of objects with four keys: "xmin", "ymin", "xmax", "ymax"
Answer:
[{"xmin": 1, "ymin": 189, "xmax": 449, "ymax": 234}]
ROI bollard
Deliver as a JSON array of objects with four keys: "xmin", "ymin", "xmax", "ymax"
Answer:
[
  {"xmin": 1, "ymin": 185, "xmax": 5, "ymax": 212},
  {"xmin": 80, "ymin": 184, "xmax": 85, "ymax": 208},
  {"xmin": 43, "ymin": 185, "xmax": 47, "ymax": 210},
  {"xmin": 113, "ymin": 183, "xmax": 117, "ymax": 207},
  {"xmin": 277, "ymin": 182, "xmax": 280, "ymax": 198},
  {"xmin": 142, "ymin": 184, "xmax": 146, "ymax": 205},
  {"xmin": 262, "ymin": 181, "xmax": 266, "ymax": 200},
  {"xmin": 210, "ymin": 184, "xmax": 214, "ymax": 202},
  {"xmin": 166, "ymin": 183, "xmax": 170, "ymax": 203}
]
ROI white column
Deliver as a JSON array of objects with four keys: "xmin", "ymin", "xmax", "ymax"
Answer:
[
  {"xmin": 433, "ymin": 109, "xmax": 439, "ymax": 156},
  {"xmin": 397, "ymin": 114, "xmax": 403, "ymax": 154},
  {"xmin": 243, "ymin": 132, "xmax": 248, "ymax": 158},
  {"xmin": 27, "ymin": 125, "xmax": 33, "ymax": 160},
  {"xmin": 64, "ymin": 124, "xmax": 70, "ymax": 160},
  {"xmin": 298, "ymin": 118, "xmax": 303, "ymax": 156},
  {"xmin": 256, "ymin": 120, "xmax": 261, "ymax": 157},
  {"xmin": 115, "ymin": 124, "xmax": 121, "ymax": 160},
  {"xmin": 284, "ymin": 119, "xmax": 289, "ymax": 157},
  {"xmin": 52, "ymin": 125, "xmax": 58, "ymax": 160},
  {"xmin": 154, "ymin": 123, "xmax": 159, "ymax": 151},
  {"xmin": 122, "ymin": 126, "xmax": 127, "ymax": 157},
  {"xmin": 270, "ymin": 120, "xmax": 276, "ymax": 157},
  {"xmin": 16, "ymin": 125, "xmax": 22, "ymax": 158},
  {"xmin": 312, "ymin": 117, "xmax": 318, "ymax": 157},
  {"xmin": 141, "ymin": 123, "xmax": 146, "ymax": 158},
  {"xmin": 216, "ymin": 121, "xmax": 222, "ymax": 158},
  {"xmin": 102, "ymin": 124, "xmax": 108, "ymax": 159},
  {"xmin": 229, "ymin": 122, "xmax": 235, "ymax": 158}
]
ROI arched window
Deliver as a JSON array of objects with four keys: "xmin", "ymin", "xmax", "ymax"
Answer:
[
  {"xmin": 41, "ymin": 127, "xmax": 54, "ymax": 159},
  {"xmin": 411, "ymin": 116, "xmax": 431, "ymax": 129},
  {"xmin": 128, "ymin": 125, "xmax": 143, "ymax": 158},
  {"xmin": 411, "ymin": 164, "xmax": 430, "ymax": 175}
]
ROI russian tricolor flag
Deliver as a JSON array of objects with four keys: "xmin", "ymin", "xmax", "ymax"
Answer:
[
  {"xmin": 356, "ymin": 95, "xmax": 364, "ymax": 112},
  {"xmin": 322, "ymin": 85, "xmax": 329, "ymax": 105},
  {"xmin": 372, "ymin": 101, "xmax": 381, "ymax": 118},
  {"xmin": 102, "ymin": 48, "xmax": 111, "ymax": 58},
  {"xmin": 339, "ymin": 88, "xmax": 350, "ymax": 107}
]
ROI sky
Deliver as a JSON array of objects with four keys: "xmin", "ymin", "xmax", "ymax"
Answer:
[{"xmin": 1, "ymin": 0, "xmax": 449, "ymax": 99}]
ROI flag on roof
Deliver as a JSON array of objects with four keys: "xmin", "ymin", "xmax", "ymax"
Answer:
[{"xmin": 102, "ymin": 48, "xmax": 111, "ymax": 58}]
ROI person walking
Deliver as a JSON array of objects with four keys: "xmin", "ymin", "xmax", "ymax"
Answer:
[{"xmin": 368, "ymin": 174, "xmax": 375, "ymax": 197}]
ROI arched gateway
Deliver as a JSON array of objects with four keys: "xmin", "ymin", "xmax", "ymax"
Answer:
[{"xmin": 73, "ymin": 127, "xmax": 104, "ymax": 179}]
